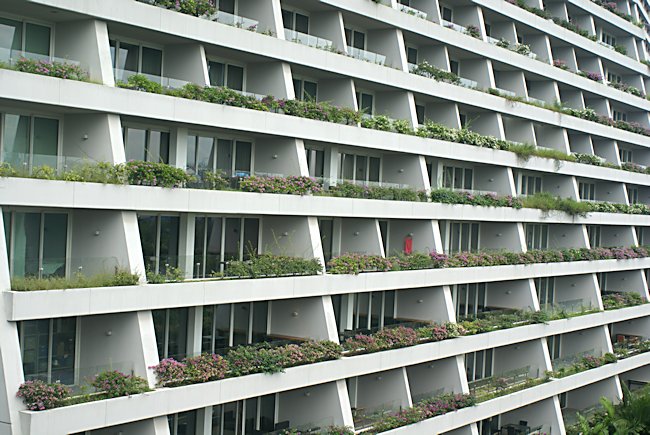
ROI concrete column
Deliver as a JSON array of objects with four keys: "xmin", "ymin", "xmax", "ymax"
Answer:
[
  {"xmin": 0, "ymin": 211, "xmax": 25, "ymax": 434},
  {"xmin": 247, "ymin": 62, "xmax": 294, "ymax": 99},
  {"xmin": 311, "ymin": 11, "xmax": 347, "ymax": 52},
  {"xmin": 238, "ymin": 0, "xmax": 284, "ymax": 37},
  {"xmin": 54, "ymin": 19, "xmax": 114, "ymax": 85},
  {"xmin": 163, "ymin": 44, "xmax": 209, "ymax": 85},
  {"xmin": 62, "ymin": 114, "xmax": 126, "ymax": 165}
]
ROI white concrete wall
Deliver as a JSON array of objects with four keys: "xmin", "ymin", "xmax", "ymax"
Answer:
[{"xmin": 269, "ymin": 297, "xmax": 333, "ymax": 341}]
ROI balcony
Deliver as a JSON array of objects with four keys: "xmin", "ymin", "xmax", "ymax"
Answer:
[
  {"xmin": 469, "ymin": 366, "xmax": 542, "ymax": 402},
  {"xmin": 441, "ymin": 20, "xmax": 467, "ymax": 33},
  {"xmin": 113, "ymin": 69, "xmax": 190, "ymax": 89},
  {"xmin": 206, "ymin": 10, "xmax": 259, "ymax": 32},
  {"xmin": 394, "ymin": 3, "xmax": 427, "ymax": 19},
  {"xmin": 284, "ymin": 29, "xmax": 333, "ymax": 50},
  {"xmin": 346, "ymin": 46, "xmax": 386, "ymax": 65},
  {"xmin": 458, "ymin": 77, "xmax": 479, "ymax": 88}
]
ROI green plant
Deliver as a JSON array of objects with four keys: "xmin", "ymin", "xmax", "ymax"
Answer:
[
  {"xmin": 201, "ymin": 170, "xmax": 230, "ymax": 190},
  {"xmin": 222, "ymin": 254, "xmax": 322, "ymax": 278},
  {"xmin": 124, "ymin": 161, "xmax": 194, "ymax": 188},
  {"xmin": 91, "ymin": 371, "xmax": 150, "ymax": 398},
  {"xmin": 117, "ymin": 74, "xmax": 164, "ymax": 93},
  {"xmin": 146, "ymin": 266, "xmax": 185, "ymax": 283},
  {"xmin": 16, "ymin": 380, "xmax": 71, "ymax": 411},
  {"xmin": 10, "ymin": 269, "xmax": 140, "ymax": 291},
  {"xmin": 10, "ymin": 57, "xmax": 89, "ymax": 81}
]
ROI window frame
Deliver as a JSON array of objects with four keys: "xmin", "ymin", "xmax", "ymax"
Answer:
[
  {"xmin": 206, "ymin": 57, "xmax": 247, "ymax": 91},
  {"xmin": 0, "ymin": 13, "xmax": 54, "ymax": 57},
  {"xmin": 121, "ymin": 123, "xmax": 171, "ymax": 164},
  {"xmin": 0, "ymin": 111, "xmax": 63, "ymax": 171},
  {"xmin": 3, "ymin": 208, "xmax": 72, "ymax": 279},
  {"xmin": 186, "ymin": 131, "xmax": 256, "ymax": 177},
  {"xmin": 109, "ymin": 36, "xmax": 164, "ymax": 77}
]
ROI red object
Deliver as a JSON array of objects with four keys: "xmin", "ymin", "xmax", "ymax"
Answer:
[{"xmin": 404, "ymin": 236, "xmax": 413, "ymax": 254}]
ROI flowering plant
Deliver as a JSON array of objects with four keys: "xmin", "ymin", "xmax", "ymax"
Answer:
[
  {"xmin": 13, "ymin": 57, "xmax": 88, "ymax": 81},
  {"xmin": 16, "ymin": 380, "xmax": 71, "ymax": 411},
  {"xmin": 240, "ymin": 176, "xmax": 322, "ymax": 195},
  {"xmin": 91, "ymin": 371, "xmax": 149, "ymax": 398}
]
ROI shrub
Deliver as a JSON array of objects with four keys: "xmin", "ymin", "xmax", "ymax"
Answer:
[
  {"xmin": 17, "ymin": 380, "xmax": 71, "ymax": 411},
  {"xmin": 145, "ymin": 0, "xmax": 217, "ymax": 16},
  {"xmin": 521, "ymin": 192, "xmax": 592, "ymax": 216},
  {"xmin": 13, "ymin": 57, "xmax": 88, "ymax": 81},
  {"xmin": 222, "ymin": 254, "xmax": 322, "ymax": 278},
  {"xmin": 201, "ymin": 170, "xmax": 230, "ymax": 190},
  {"xmin": 430, "ymin": 189, "xmax": 522, "ymax": 209},
  {"xmin": 117, "ymin": 74, "xmax": 164, "ymax": 93},
  {"xmin": 184, "ymin": 354, "xmax": 228, "ymax": 383},
  {"xmin": 602, "ymin": 292, "xmax": 645, "ymax": 310},
  {"xmin": 91, "ymin": 371, "xmax": 149, "ymax": 398},
  {"xmin": 371, "ymin": 393, "xmax": 476, "ymax": 433},
  {"xmin": 239, "ymin": 176, "xmax": 322, "ymax": 195},
  {"xmin": 151, "ymin": 358, "xmax": 187, "ymax": 387},
  {"xmin": 124, "ymin": 161, "xmax": 194, "ymax": 188},
  {"xmin": 10, "ymin": 269, "xmax": 139, "ymax": 291},
  {"xmin": 411, "ymin": 61, "xmax": 460, "ymax": 84}
]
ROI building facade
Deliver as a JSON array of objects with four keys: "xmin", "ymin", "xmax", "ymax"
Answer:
[{"xmin": 1, "ymin": 0, "xmax": 650, "ymax": 433}]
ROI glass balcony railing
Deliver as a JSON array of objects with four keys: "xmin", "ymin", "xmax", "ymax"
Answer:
[
  {"xmin": 1, "ymin": 152, "xmax": 88, "ymax": 174},
  {"xmin": 526, "ymin": 96, "xmax": 547, "ymax": 106},
  {"xmin": 10, "ymin": 255, "xmax": 123, "ymax": 282},
  {"xmin": 440, "ymin": 187, "xmax": 499, "ymax": 196},
  {"xmin": 113, "ymin": 68, "xmax": 190, "ymax": 89},
  {"xmin": 540, "ymin": 299, "xmax": 593, "ymax": 315},
  {"xmin": 468, "ymin": 366, "xmax": 537, "ymax": 400},
  {"xmin": 284, "ymin": 29, "xmax": 333, "ymax": 50},
  {"xmin": 458, "ymin": 77, "xmax": 479, "ymax": 88},
  {"xmin": 493, "ymin": 87, "xmax": 518, "ymax": 98},
  {"xmin": 411, "ymin": 387, "xmax": 445, "ymax": 404},
  {"xmin": 206, "ymin": 10, "xmax": 259, "ymax": 31},
  {"xmin": 0, "ymin": 47, "xmax": 82, "ymax": 68},
  {"xmin": 346, "ymin": 46, "xmax": 387, "ymax": 65},
  {"xmin": 441, "ymin": 19, "xmax": 467, "ymax": 33},
  {"xmin": 264, "ymin": 417, "xmax": 337, "ymax": 435},
  {"xmin": 352, "ymin": 400, "xmax": 401, "ymax": 429},
  {"xmin": 551, "ymin": 349, "xmax": 596, "ymax": 371},
  {"xmin": 395, "ymin": 3, "xmax": 428, "ymax": 19}
]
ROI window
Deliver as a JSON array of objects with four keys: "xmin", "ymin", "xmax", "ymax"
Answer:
[
  {"xmin": 344, "ymin": 28, "xmax": 365, "ymax": 49},
  {"xmin": 153, "ymin": 308, "xmax": 189, "ymax": 360},
  {"xmin": 339, "ymin": 153, "xmax": 380, "ymax": 183},
  {"xmin": 449, "ymin": 60, "xmax": 459, "ymax": 75},
  {"xmin": 535, "ymin": 277, "xmax": 555, "ymax": 307},
  {"xmin": 597, "ymin": 272, "xmax": 607, "ymax": 290},
  {"xmin": 356, "ymin": 91, "xmax": 374, "ymax": 115},
  {"xmin": 123, "ymin": 126, "xmax": 170, "ymax": 163},
  {"xmin": 168, "ymin": 410, "xmax": 197, "ymax": 435},
  {"xmin": 459, "ymin": 112, "xmax": 467, "ymax": 127},
  {"xmin": 3, "ymin": 210, "xmax": 68, "ymax": 278},
  {"xmin": 628, "ymin": 186, "xmax": 639, "ymax": 204},
  {"xmin": 19, "ymin": 317, "xmax": 76, "ymax": 385},
  {"xmin": 619, "ymin": 148, "xmax": 633, "ymax": 163},
  {"xmin": 332, "ymin": 291, "xmax": 396, "ymax": 332},
  {"xmin": 587, "ymin": 225, "xmax": 601, "ymax": 248},
  {"xmin": 110, "ymin": 39, "xmax": 162, "ymax": 79},
  {"xmin": 138, "ymin": 215, "xmax": 180, "ymax": 275},
  {"xmin": 453, "ymin": 283, "xmax": 487, "ymax": 318},
  {"xmin": 282, "ymin": 8, "xmax": 309, "ymax": 33},
  {"xmin": 559, "ymin": 392, "xmax": 567, "ymax": 409},
  {"xmin": 211, "ymin": 396, "xmax": 275, "ymax": 435},
  {"xmin": 186, "ymin": 134, "xmax": 252, "ymax": 177},
  {"xmin": 478, "ymin": 416, "xmax": 500, "ymax": 435},
  {"xmin": 216, "ymin": 0, "xmax": 236, "ymax": 14},
  {"xmin": 547, "ymin": 334, "xmax": 561, "ymax": 360},
  {"xmin": 612, "ymin": 110, "xmax": 627, "ymax": 122},
  {"xmin": 516, "ymin": 172, "xmax": 542, "ymax": 196},
  {"xmin": 406, "ymin": 46, "xmax": 418, "ymax": 65},
  {"xmin": 305, "ymin": 147, "xmax": 325, "ymax": 178},
  {"xmin": 441, "ymin": 6, "xmax": 453, "ymax": 21},
  {"xmin": 0, "ymin": 17, "xmax": 51, "ymax": 60},
  {"xmin": 578, "ymin": 181, "xmax": 595, "ymax": 201},
  {"xmin": 207, "ymin": 60, "xmax": 244, "ymax": 91},
  {"xmin": 378, "ymin": 220, "xmax": 388, "ymax": 254},
  {"xmin": 442, "ymin": 165, "xmax": 473, "ymax": 190},
  {"xmin": 293, "ymin": 78, "xmax": 318, "ymax": 101},
  {"xmin": 635, "ymin": 226, "xmax": 646, "ymax": 245},
  {"xmin": 1, "ymin": 113, "xmax": 59, "ymax": 171},
  {"xmin": 193, "ymin": 217, "xmax": 259, "ymax": 277},
  {"xmin": 202, "ymin": 301, "xmax": 268, "ymax": 353},
  {"xmin": 525, "ymin": 224, "xmax": 548, "ymax": 250},
  {"xmin": 319, "ymin": 218, "xmax": 334, "ymax": 264},
  {"xmin": 607, "ymin": 71, "xmax": 622, "ymax": 84},
  {"xmin": 465, "ymin": 349, "xmax": 492, "ymax": 382},
  {"xmin": 443, "ymin": 221, "xmax": 480, "ymax": 254},
  {"xmin": 415, "ymin": 104, "xmax": 425, "ymax": 125},
  {"xmin": 601, "ymin": 32, "xmax": 616, "ymax": 46}
]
